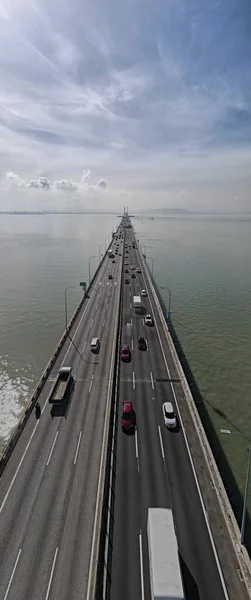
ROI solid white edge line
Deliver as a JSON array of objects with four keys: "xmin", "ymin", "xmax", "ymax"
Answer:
[
  {"xmin": 139, "ymin": 532, "xmax": 145, "ymax": 600},
  {"xmin": 3, "ymin": 548, "xmax": 22, "ymax": 600},
  {"xmin": 135, "ymin": 429, "xmax": 139, "ymax": 459},
  {"xmin": 82, "ymin": 341, "xmax": 87, "ymax": 354},
  {"xmin": 132, "ymin": 338, "xmax": 134, "ymax": 351},
  {"xmin": 158, "ymin": 425, "xmax": 165, "ymax": 459},
  {"xmin": 45, "ymin": 547, "xmax": 58, "ymax": 600},
  {"xmin": 133, "ymin": 371, "xmax": 135, "ymax": 389},
  {"xmin": 150, "ymin": 371, "xmax": 154, "ymax": 390},
  {"xmin": 103, "ymin": 319, "xmax": 106, "ymax": 327},
  {"xmin": 46, "ymin": 431, "xmax": 59, "ymax": 466},
  {"xmin": 0, "ymin": 422, "xmax": 39, "ymax": 515},
  {"xmin": 140, "ymin": 257, "xmax": 230, "ymax": 600},
  {"xmin": 89, "ymin": 374, "xmax": 94, "ymax": 394},
  {"xmin": 74, "ymin": 431, "xmax": 83, "ymax": 465}
]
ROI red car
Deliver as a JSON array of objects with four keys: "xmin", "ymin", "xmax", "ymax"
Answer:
[
  {"xmin": 121, "ymin": 344, "xmax": 131, "ymax": 362},
  {"xmin": 121, "ymin": 401, "xmax": 134, "ymax": 430}
]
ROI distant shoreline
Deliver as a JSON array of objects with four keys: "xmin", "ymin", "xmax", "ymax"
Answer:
[{"xmin": 0, "ymin": 210, "xmax": 251, "ymax": 216}]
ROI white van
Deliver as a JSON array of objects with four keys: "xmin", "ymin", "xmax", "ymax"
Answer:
[{"xmin": 90, "ymin": 338, "xmax": 100, "ymax": 354}]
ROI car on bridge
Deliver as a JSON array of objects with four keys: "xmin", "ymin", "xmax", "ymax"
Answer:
[
  {"xmin": 121, "ymin": 401, "xmax": 134, "ymax": 431},
  {"xmin": 132, "ymin": 273, "xmax": 136, "ymax": 278},
  {"xmin": 108, "ymin": 274, "xmax": 113, "ymax": 280},
  {"xmin": 162, "ymin": 401, "xmax": 177, "ymax": 429},
  {"xmin": 138, "ymin": 336, "xmax": 147, "ymax": 351},
  {"xmin": 141, "ymin": 289, "xmax": 147, "ymax": 297},
  {"xmin": 145, "ymin": 314, "xmax": 154, "ymax": 326},
  {"xmin": 136, "ymin": 267, "xmax": 141, "ymax": 273},
  {"xmin": 121, "ymin": 344, "xmax": 131, "ymax": 362}
]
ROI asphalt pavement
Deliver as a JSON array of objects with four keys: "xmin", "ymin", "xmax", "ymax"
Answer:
[
  {"xmin": 110, "ymin": 230, "xmax": 230, "ymax": 600},
  {"xmin": 0, "ymin": 233, "xmax": 123, "ymax": 600}
]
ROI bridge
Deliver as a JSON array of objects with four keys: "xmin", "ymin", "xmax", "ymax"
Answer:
[{"xmin": 0, "ymin": 215, "xmax": 250, "ymax": 600}]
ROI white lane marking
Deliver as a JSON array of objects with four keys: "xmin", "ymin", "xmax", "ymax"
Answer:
[
  {"xmin": 131, "ymin": 317, "xmax": 132, "ymax": 325},
  {"xmin": 139, "ymin": 532, "xmax": 145, "ymax": 600},
  {"xmin": 158, "ymin": 426, "xmax": 165, "ymax": 459},
  {"xmin": 135, "ymin": 429, "xmax": 139, "ymax": 458},
  {"xmin": 89, "ymin": 374, "xmax": 94, "ymax": 394},
  {"xmin": 150, "ymin": 371, "xmax": 154, "ymax": 390},
  {"xmin": 140, "ymin": 260, "xmax": 230, "ymax": 600},
  {"xmin": 82, "ymin": 341, "xmax": 87, "ymax": 354},
  {"xmin": 130, "ymin": 302, "xmax": 132, "ymax": 309},
  {"xmin": 3, "ymin": 549, "xmax": 22, "ymax": 600},
  {"xmin": 74, "ymin": 431, "xmax": 83, "ymax": 465},
  {"xmin": 90, "ymin": 318, "xmax": 93, "ymax": 328},
  {"xmin": 45, "ymin": 547, "xmax": 58, "ymax": 600},
  {"xmin": 103, "ymin": 319, "xmax": 106, "ymax": 327},
  {"xmin": 129, "ymin": 290, "xmax": 131, "ymax": 296},
  {"xmin": 133, "ymin": 371, "xmax": 135, "ymax": 389},
  {"xmin": 96, "ymin": 303, "xmax": 99, "ymax": 311},
  {"xmin": 115, "ymin": 281, "xmax": 117, "ymax": 286},
  {"xmin": 0, "ymin": 422, "xmax": 39, "ymax": 515},
  {"xmin": 46, "ymin": 431, "xmax": 59, "ymax": 466},
  {"xmin": 142, "ymin": 318, "xmax": 145, "ymax": 327},
  {"xmin": 131, "ymin": 338, "xmax": 134, "ymax": 351}
]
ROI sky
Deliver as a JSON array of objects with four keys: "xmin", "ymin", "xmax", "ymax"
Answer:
[{"xmin": 0, "ymin": 0, "xmax": 251, "ymax": 212}]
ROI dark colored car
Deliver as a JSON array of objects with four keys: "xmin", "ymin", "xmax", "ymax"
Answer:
[
  {"xmin": 121, "ymin": 401, "xmax": 134, "ymax": 430},
  {"xmin": 138, "ymin": 336, "xmax": 147, "ymax": 351},
  {"xmin": 132, "ymin": 273, "xmax": 136, "ymax": 278},
  {"xmin": 125, "ymin": 278, "xmax": 129, "ymax": 284},
  {"xmin": 112, "ymin": 259, "xmax": 115, "ymax": 263},
  {"xmin": 121, "ymin": 344, "xmax": 131, "ymax": 362},
  {"xmin": 108, "ymin": 274, "xmax": 113, "ymax": 280},
  {"xmin": 125, "ymin": 268, "xmax": 129, "ymax": 273}
]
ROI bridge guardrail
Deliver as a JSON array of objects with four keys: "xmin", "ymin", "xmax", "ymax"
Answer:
[
  {"xmin": 140, "ymin": 248, "xmax": 251, "ymax": 596},
  {"xmin": 0, "ymin": 244, "xmax": 113, "ymax": 477}
]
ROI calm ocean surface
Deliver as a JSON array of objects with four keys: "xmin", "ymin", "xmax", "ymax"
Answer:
[{"xmin": 0, "ymin": 212, "xmax": 250, "ymax": 520}]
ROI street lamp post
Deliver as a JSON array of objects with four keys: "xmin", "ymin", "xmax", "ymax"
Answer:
[
  {"xmin": 89, "ymin": 256, "xmax": 96, "ymax": 284},
  {"xmin": 99, "ymin": 243, "xmax": 105, "ymax": 263},
  {"xmin": 105, "ymin": 234, "xmax": 110, "ymax": 251},
  {"xmin": 148, "ymin": 257, "xmax": 154, "ymax": 278},
  {"xmin": 160, "ymin": 286, "xmax": 172, "ymax": 321},
  {"xmin": 220, "ymin": 429, "xmax": 251, "ymax": 546},
  {"xmin": 64, "ymin": 285, "xmax": 76, "ymax": 330}
]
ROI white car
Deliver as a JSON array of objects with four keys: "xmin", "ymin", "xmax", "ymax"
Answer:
[
  {"xmin": 145, "ymin": 314, "xmax": 153, "ymax": 326},
  {"xmin": 131, "ymin": 265, "xmax": 135, "ymax": 270},
  {"xmin": 136, "ymin": 267, "xmax": 141, "ymax": 273},
  {"xmin": 141, "ymin": 289, "xmax": 147, "ymax": 297},
  {"xmin": 162, "ymin": 402, "xmax": 177, "ymax": 429}
]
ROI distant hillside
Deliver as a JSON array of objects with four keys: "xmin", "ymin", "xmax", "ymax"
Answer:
[{"xmin": 139, "ymin": 208, "xmax": 191, "ymax": 214}]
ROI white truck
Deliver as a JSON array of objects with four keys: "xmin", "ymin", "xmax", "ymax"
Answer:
[
  {"xmin": 108, "ymin": 248, "xmax": 114, "ymax": 258},
  {"xmin": 147, "ymin": 508, "xmax": 185, "ymax": 600},
  {"xmin": 49, "ymin": 367, "xmax": 74, "ymax": 404},
  {"xmin": 133, "ymin": 295, "xmax": 142, "ymax": 313}
]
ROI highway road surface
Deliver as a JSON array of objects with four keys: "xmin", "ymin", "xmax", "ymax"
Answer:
[
  {"xmin": 0, "ymin": 232, "xmax": 123, "ymax": 600},
  {"xmin": 110, "ymin": 229, "xmax": 236, "ymax": 600}
]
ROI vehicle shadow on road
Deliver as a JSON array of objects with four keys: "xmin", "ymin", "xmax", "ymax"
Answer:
[{"xmin": 179, "ymin": 553, "xmax": 200, "ymax": 600}]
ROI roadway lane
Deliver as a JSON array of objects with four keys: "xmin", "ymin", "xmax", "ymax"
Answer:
[
  {"xmin": 0, "ymin": 238, "xmax": 123, "ymax": 600},
  {"xmin": 110, "ymin": 230, "xmax": 228, "ymax": 600}
]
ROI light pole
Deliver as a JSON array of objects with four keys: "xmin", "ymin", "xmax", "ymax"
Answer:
[
  {"xmin": 160, "ymin": 286, "xmax": 172, "ymax": 321},
  {"xmin": 220, "ymin": 429, "xmax": 251, "ymax": 546},
  {"xmin": 89, "ymin": 255, "xmax": 96, "ymax": 284},
  {"xmin": 64, "ymin": 285, "xmax": 76, "ymax": 330},
  {"xmin": 105, "ymin": 234, "xmax": 110, "ymax": 251},
  {"xmin": 148, "ymin": 256, "xmax": 153, "ymax": 278},
  {"xmin": 99, "ymin": 243, "xmax": 105, "ymax": 263}
]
